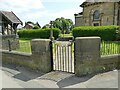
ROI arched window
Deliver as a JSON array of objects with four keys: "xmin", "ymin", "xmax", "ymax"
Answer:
[{"xmin": 93, "ymin": 10, "xmax": 100, "ymax": 20}]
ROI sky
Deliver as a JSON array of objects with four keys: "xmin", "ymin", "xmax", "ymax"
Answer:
[{"xmin": 0, "ymin": 0, "xmax": 85, "ymax": 27}]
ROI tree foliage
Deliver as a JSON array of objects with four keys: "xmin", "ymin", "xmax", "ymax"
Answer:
[
  {"xmin": 53, "ymin": 17, "xmax": 74, "ymax": 34},
  {"xmin": 42, "ymin": 24, "xmax": 50, "ymax": 29},
  {"xmin": 42, "ymin": 17, "xmax": 74, "ymax": 34}
]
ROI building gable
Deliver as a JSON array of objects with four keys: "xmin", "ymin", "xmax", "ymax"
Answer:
[{"xmin": 75, "ymin": 1, "xmax": 120, "ymax": 26}]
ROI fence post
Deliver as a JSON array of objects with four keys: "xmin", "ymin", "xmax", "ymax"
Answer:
[
  {"xmin": 74, "ymin": 37, "xmax": 101, "ymax": 76},
  {"xmin": 8, "ymin": 40, "xmax": 11, "ymax": 51},
  {"xmin": 49, "ymin": 40, "xmax": 53, "ymax": 71}
]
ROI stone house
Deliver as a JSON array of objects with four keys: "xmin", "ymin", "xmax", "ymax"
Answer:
[
  {"xmin": 24, "ymin": 23, "xmax": 34, "ymax": 29},
  {"xmin": 24, "ymin": 22, "xmax": 41, "ymax": 29},
  {"xmin": 74, "ymin": 1, "xmax": 120, "ymax": 26}
]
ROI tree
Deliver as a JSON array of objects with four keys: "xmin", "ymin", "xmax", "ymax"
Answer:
[
  {"xmin": 52, "ymin": 17, "xmax": 74, "ymax": 34},
  {"xmin": 33, "ymin": 25, "xmax": 40, "ymax": 29},
  {"xmin": 42, "ymin": 24, "xmax": 50, "ymax": 29},
  {"xmin": 35, "ymin": 22, "xmax": 41, "ymax": 28}
]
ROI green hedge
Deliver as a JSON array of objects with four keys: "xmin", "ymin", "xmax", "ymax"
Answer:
[
  {"xmin": 18, "ymin": 28, "xmax": 61, "ymax": 39},
  {"xmin": 72, "ymin": 26, "xmax": 119, "ymax": 41}
]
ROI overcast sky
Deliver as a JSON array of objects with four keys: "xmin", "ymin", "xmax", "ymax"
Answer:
[{"xmin": 0, "ymin": 0, "xmax": 85, "ymax": 27}]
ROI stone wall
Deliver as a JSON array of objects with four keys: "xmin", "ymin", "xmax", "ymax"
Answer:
[
  {"xmin": 74, "ymin": 37, "xmax": 119, "ymax": 76},
  {"xmin": 100, "ymin": 54, "xmax": 120, "ymax": 72},
  {"xmin": 2, "ymin": 39, "xmax": 52, "ymax": 73},
  {"xmin": 2, "ymin": 37, "xmax": 120, "ymax": 76},
  {"xmin": 1, "ymin": 35, "xmax": 19, "ymax": 50},
  {"xmin": 75, "ymin": 37, "xmax": 101, "ymax": 76},
  {"xmin": 2, "ymin": 50, "xmax": 32, "ymax": 68}
]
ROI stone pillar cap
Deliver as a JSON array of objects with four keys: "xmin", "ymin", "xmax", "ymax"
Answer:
[
  {"xmin": 76, "ymin": 37, "xmax": 101, "ymax": 39},
  {"xmin": 32, "ymin": 39, "xmax": 50, "ymax": 41}
]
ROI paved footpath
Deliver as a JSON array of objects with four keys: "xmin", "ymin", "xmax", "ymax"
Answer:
[{"xmin": 1, "ymin": 64, "xmax": 119, "ymax": 88}]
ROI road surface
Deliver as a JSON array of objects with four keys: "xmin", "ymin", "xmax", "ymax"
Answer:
[
  {"xmin": 1, "ymin": 65, "xmax": 46, "ymax": 88},
  {"xmin": 1, "ymin": 64, "xmax": 119, "ymax": 89}
]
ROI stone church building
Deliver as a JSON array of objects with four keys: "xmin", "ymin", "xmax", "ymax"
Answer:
[{"xmin": 74, "ymin": 1, "xmax": 120, "ymax": 26}]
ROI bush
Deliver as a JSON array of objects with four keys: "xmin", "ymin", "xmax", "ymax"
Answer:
[
  {"xmin": 72, "ymin": 25, "xmax": 119, "ymax": 41},
  {"xmin": 18, "ymin": 28, "xmax": 61, "ymax": 39}
]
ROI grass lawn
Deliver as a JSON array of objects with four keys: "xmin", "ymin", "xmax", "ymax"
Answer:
[
  {"xmin": 15, "ymin": 39, "xmax": 31, "ymax": 53},
  {"xmin": 59, "ymin": 33, "xmax": 72, "ymax": 37}
]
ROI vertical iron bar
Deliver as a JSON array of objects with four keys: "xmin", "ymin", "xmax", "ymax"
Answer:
[
  {"xmin": 109, "ymin": 41, "xmax": 111, "ymax": 54},
  {"xmin": 112, "ymin": 42, "xmax": 113, "ymax": 54},
  {"xmin": 106, "ymin": 41, "xmax": 108, "ymax": 55},
  {"xmin": 115, "ymin": 42, "xmax": 117, "ymax": 54},
  {"xmin": 113, "ymin": 42, "xmax": 115, "ymax": 54},
  {"xmin": 102, "ymin": 41, "xmax": 103, "ymax": 55},
  {"xmin": 108, "ymin": 41, "xmax": 109, "ymax": 55},
  {"xmin": 109, "ymin": 42, "xmax": 111, "ymax": 54},
  {"xmin": 116, "ymin": 41, "xmax": 119, "ymax": 54},
  {"xmin": 104, "ymin": 41, "xmax": 106, "ymax": 55},
  {"xmin": 101, "ymin": 41, "xmax": 102, "ymax": 55},
  {"xmin": 116, "ymin": 42, "xmax": 117, "ymax": 54},
  {"xmin": 102, "ymin": 41, "xmax": 104, "ymax": 55}
]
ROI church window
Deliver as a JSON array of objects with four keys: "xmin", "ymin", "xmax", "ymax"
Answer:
[{"xmin": 93, "ymin": 10, "xmax": 100, "ymax": 20}]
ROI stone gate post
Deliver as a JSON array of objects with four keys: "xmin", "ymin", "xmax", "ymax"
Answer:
[
  {"xmin": 74, "ymin": 37, "xmax": 101, "ymax": 76},
  {"xmin": 31, "ymin": 39, "xmax": 52, "ymax": 73}
]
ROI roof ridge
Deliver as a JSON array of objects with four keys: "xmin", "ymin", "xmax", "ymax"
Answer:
[
  {"xmin": 11, "ymin": 11, "xmax": 23, "ymax": 25},
  {"xmin": 1, "ymin": 11, "xmax": 22, "ymax": 25}
]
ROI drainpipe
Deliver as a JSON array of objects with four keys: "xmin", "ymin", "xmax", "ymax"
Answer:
[
  {"xmin": 117, "ymin": 3, "xmax": 120, "ymax": 25},
  {"xmin": 113, "ymin": 2, "xmax": 116, "ymax": 25}
]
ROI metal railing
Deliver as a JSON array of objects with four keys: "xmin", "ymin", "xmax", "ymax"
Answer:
[{"xmin": 101, "ymin": 41, "xmax": 120, "ymax": 55}]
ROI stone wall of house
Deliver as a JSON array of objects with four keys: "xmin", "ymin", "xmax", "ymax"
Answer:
[
  {"xmin": 75, "ymin": 2, "xmax": 119, "ymax": 26},
  {"xmin": 75, "ymin": 16, "xmax": 85, "ymax": 26},
  {"xmin": 1, "ymin": 35, "xmax": 19, "ymax": 50},
  {"xmin": 84, "ymin": 2, "xmax": 115, "ymax": 26}
]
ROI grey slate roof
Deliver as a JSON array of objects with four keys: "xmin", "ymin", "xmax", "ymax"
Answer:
[{"xmin": 0, "ymin": 11, "xmax": 22, "ymax": 24}]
